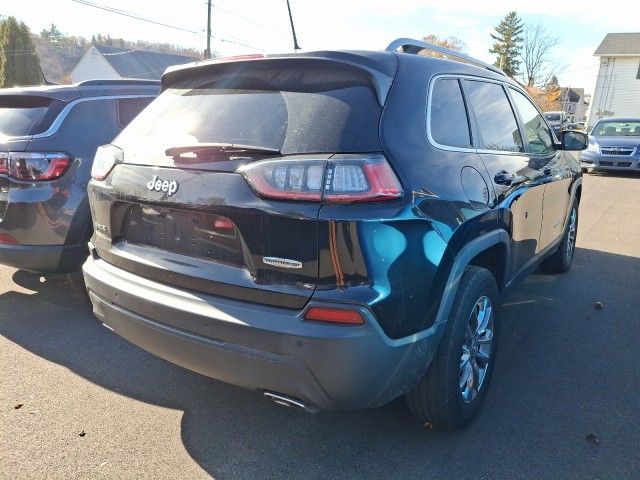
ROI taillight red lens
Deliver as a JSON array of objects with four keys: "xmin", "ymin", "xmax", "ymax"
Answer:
[
  {"xmin": 0, "ymin": 153, "xmax": 8, "ymax": 175},
  {"xmin": 241, "ymin": 159, "xmax": 325, "ymax": 201},
  {"xmin": 239, "ymin": 154, "xmax": 403, "ymax": 204},
  {"xmin": 324, "ymin": 157, "xmax": 403, "ymax": 203},
  {"xmin": 304, "ymin": 307, "xmax": 365, "ymax": 325},
  {"xmin": 0, "ymin": 233, "xmax": 19, "ymax": 245},
  {"xmin": 213, "ymin": 216, "xmax": 235, "ymax": 230},
  {"xmin": 0, "ymin": 152, "xmax": 72, "ymax": 181}
]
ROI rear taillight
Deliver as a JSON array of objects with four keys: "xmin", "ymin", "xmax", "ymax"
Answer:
[
  {"xmin": 0, "ymin": 233, "xmax": 19, "ymax": 245},
  {"xmin": 304, "ymin": 307, "xmax": 365, "ymax": 325},
  {"xmin": 0, "ymin": 152, "xmax": 72, "ymax": 181},
  {"xmin": 0, "ymin": 153, "xmax": 8, "ymax": 175},
  {"xmin": 239, "ymin": 154, "xmax": 402, "ymax": 203},
  {"xmin": 91, "ymin": 144, "xmax": 124, "ymax": 180}
]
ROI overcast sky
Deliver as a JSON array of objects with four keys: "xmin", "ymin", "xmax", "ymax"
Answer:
[{"xmin": 3, "ymin": 0, "xmax": 633, "ymax": 96}]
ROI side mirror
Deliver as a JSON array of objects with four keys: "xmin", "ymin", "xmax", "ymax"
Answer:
[{"xmin": 561, "ymin": 130, "xmax": 588, "ymax": 151}]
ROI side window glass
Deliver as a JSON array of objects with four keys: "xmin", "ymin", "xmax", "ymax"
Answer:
[
  {"xmin": 429, "ymin": 78, "xmax": 471, "ymax": 148},
  {"xmin": 463, "ymin": 80, "xmax": 523, "ymax": 153},
  {"xmin": 510, "ymin": 89, "xmax": 555, "ymax": 155},
  {"xmin": 117, "ymin": 98, "xmax": 151, "ymax": 128}
]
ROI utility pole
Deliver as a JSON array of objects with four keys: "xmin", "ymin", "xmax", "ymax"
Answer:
[
  {"xmin": 563, "ymin": 86, "xmax": 570, "ymax": 121},
  {"xmin": 205, "ymin": 0, "xmax": 212, "ymax": 59},
  {"xmin": 286, "ymin": 0, "xmax": 300, "ymax": 51}
]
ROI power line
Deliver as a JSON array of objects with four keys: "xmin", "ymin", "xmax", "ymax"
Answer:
[
  {"xmin": 215, "ymin": 35, "xmax": 264, "ymax": 51},
  {"xmin": 72, "ymin": 0, "xmax": 264, "ymax": 52},
  {"xmin": 71, "ymin": 0, "xmax": 201, "ymax": 35},
  {"xmin": 71, "ymin": 0, "xmax": 263, "ymax": 52},
  {"xmin": 210, "ymin": 3, "xmax": 288, "ymax": 37}
]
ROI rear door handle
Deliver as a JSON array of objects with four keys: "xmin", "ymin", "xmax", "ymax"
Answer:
[{"xmin": 494, "ymin": 170, "xmax": 516, "ymax": 185}]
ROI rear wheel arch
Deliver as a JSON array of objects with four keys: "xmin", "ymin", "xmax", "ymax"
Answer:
[
  {"xmin": 433, "ymin": 230, "xmax": 510, "ymax": 326},
  {"xmin": 468, "ymin": 243, "xmax": 507, "ymax": 293}
]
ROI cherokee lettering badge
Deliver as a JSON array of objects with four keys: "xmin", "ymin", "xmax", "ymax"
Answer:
[{"xmin": 147, "ymin": 175, "xmax": 178, "ymax": 196}]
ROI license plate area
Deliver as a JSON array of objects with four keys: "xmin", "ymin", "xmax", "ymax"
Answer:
[{"xmin": 120, "ymin": 204, "xmax": 243, "ymax": 267}]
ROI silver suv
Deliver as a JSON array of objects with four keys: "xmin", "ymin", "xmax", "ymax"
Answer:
[
  {"xmin": 543, "ymin": 111, "xmax": 569, "ymax": 135},
  {"xmin": 580, "ymin": 117, "xmax": 640, "ymax": 172}
]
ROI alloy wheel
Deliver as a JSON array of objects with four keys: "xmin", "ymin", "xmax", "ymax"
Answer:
[
  {"xmin": 566, "ymin": 208, "xmax": 577, "ymax": 261},
  {"xmin": 459, "ymin": 296, "xmax": 494, "ymax": 404}
]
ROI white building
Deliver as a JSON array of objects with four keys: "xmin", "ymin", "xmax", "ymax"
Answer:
[
  {"xmin": 589, "ymin": 33, "xmax": 640, "ymax": 128},
  {"xmin": 71, "ymin": 45, "xmax": 197, "ymax": 83},
  {"xmin": 560, "ymin": 87, "xmax": 589, "ymax": 123}
]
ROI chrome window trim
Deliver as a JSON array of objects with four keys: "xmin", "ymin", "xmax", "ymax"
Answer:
[
  {"xmin": 426, "ymin": 73, "xmax": 534, "ymax": 157},
  {"xmin": 426, "ymin": 74, "xmax": 476, "ymax": 154},
  {"xmin": 6, "ymin": 95, "xmax": 156, "ymax": 141}
]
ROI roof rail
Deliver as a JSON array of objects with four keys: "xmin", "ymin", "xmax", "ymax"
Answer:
[
  {"xmin": 76, "ymin": 79, "xmax": 161, "ymax": 87},
  {"xmin": 385, "ymin": 38, "xmax": 507, "ymax": 77}
]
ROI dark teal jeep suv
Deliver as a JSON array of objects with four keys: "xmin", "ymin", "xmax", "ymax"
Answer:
[{"xmin": 82, "ymin": 39, "xmax": 587, "ymax": 429}]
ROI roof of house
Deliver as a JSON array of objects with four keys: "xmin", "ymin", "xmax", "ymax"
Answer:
[
  {"xmin": 93, "ymin": 45, "xmax": 198, "ymax": 80},
  {"xmin": 594, "ymin": 33, "xmax": 640, "ymax": 56},
  {"xmin": 563, "ymin": 87, "xmax": 584, "ymax": 104}
]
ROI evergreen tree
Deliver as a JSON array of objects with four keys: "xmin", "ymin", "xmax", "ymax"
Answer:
[
  {"xmin": 40, "ymin": 24, "xmax": 64, "ymax": 45},
  {"xmin": 489, "ymin": 11, "xmax": 524, "ymax": 78},
  {"xmin": 0, "ymin": 17, "xmax": 42, "ymax": 87}
]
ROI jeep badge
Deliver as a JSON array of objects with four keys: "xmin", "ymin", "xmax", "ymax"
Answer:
[{"xmin": 147, "ymin": 175, "xmax": 178, "ymax": 196}]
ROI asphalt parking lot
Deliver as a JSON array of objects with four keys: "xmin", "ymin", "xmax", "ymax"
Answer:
[{"xmin": 1, "ymin": 172, "xmax": 639, "ymax": 480}]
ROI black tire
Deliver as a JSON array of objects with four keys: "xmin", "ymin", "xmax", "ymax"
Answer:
[
  {"xmin": 540, "ymin": 203, "xmax": 578, "ymax": 274},
  {"xmin": 581, "ymin": 167, "xmax": 589, "ymax": 173},
  {"xmin": 406, "ymin": 266, "xmax": 499, "ymax": 429}
]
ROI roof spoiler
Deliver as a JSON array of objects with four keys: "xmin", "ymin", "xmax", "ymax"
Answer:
[
  {"xmin": 160, "ymin": 52, "xmax": 398, "ymax": 106},
  {"xmin": 386, "ymin": 38, "xmax": 507, "ymax": 77}
]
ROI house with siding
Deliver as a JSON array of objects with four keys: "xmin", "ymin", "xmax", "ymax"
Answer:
[
  {"xmin": 560, "ymin": 88, "xmax": 589, "ymax": 123},
  {"xmin": 589, "ymin": 33, "xmax": 640, "ymax": 128},
  {"xmin": 71, "ymin": 45, "xmax": 197, "ymax": 83}
]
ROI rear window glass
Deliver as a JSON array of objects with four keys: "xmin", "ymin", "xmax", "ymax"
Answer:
[
  {"xmin": 115, "ymin": 62, "xmax": 383, "ymax": 165},
  {"xmin": 0, "ymin": 96, "xmax": 52, "ymax": 137},
  {"xmin": 429, "ymin": 78, "xmax": 471, "ymax": 148}
]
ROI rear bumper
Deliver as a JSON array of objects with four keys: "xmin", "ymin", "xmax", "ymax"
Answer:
[
  {"xmin": 0, "ymin": 242, "xmax": 87, "ymax": 272},
  {"xmin": 82, "ymin": 254, "xmax": 443, "ymax": 411}
]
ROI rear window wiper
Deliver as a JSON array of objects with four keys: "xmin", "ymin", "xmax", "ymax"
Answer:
[{"xmin": 165, "ymin": 143, "xmax": 280, "ymax": 157}]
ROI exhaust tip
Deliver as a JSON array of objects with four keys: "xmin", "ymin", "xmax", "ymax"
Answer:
[{"xmin": 264, "ymin": 391, "xmax": 317, "ymax": 414}]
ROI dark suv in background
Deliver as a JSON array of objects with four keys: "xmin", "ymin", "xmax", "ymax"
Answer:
[
  {"xmin": 83, "ymin": 40, "xmax": 587, "ymax": 429},
  {"xmin": 0, "ymin": 80, "xmax": 159, "ymax": 272}
]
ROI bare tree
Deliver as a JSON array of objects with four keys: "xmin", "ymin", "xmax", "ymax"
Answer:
[
  {"xmin": 423, "ymin": 34, "xmax": 466, "ymax": 52},
  {"xmin": 419, "ymin": 35, "xmax": 467, "ymax": 60},
  {"xmin": 520, "ymin": 24, "xmax": 561, "ymax": 87}
]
